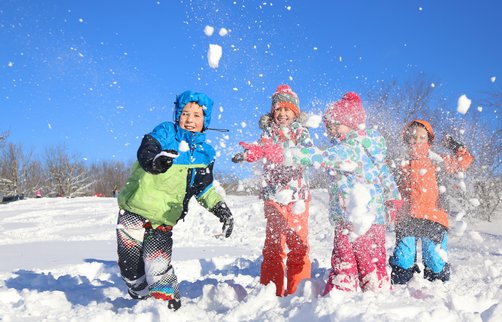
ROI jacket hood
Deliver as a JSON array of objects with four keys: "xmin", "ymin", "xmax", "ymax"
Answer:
[
  {"xmin": 174, "ymin": 90, "xmax": 214, "ymax": 130},
  {"xmin": 403, "ymin": 119, "xmax": 435, "ymax": 143}
]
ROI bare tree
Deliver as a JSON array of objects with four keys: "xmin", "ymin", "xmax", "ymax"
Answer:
[
  {"xmin": 365, "ymin": 75, "xmax": 447, "ymax": 166},
  {"xmin": 89, "ymin": 160, "xmax": 131, "ymax": 196},
  {"xmin": 44, "ymin": 146, "xmax": 94, "ymax": 197},
  {"xmin": 365, "ymin": 75, "xmax": 502, "ymax": 221},
  {"xmin": 0, "ymin": 142, "xmax": 41, "ymax": 197}
]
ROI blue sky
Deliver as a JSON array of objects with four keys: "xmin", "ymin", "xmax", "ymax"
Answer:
[{"xmin": 1, "ymin": 0, "xmax": 501, "ymax": 176}]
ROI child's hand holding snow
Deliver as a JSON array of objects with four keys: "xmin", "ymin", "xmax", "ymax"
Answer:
[{"xmin": 152, "ymin": 150, "xmax": 179, "ymax": 174}]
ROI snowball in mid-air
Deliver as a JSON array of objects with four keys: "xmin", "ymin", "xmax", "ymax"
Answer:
[
  {"xmin": 219, "ymin": 28, "xmax": 228, "ymax": 36},
  {"xmin": 208, "ymin": 44, "xmax": 222, "ymax": 68},
  {"xmin": 204, "ymin": 25, "xmax": 214, "ymax": 36},
  {"xmin": 469, "ymin": 198, "xmax": 481, "ymax": 207},
  {"xmin": 457, "ymin": 94, "xmax": 471, "ymax": 115},
  {"xmin": 490, "ymin": 76, "xmax": 496, "ymax": 83},
  {"xmin": 292, "ymin": 200, "xmax": 306, "ymax": 214},
  {"xmin": 304, "ymin": 114, "xmax": 322, "ymax": 128}
]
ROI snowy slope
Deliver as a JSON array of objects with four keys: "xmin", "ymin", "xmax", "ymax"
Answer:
[{"xmin": 0, "ymin": 192, "xmax": 501, "ymax": 321}]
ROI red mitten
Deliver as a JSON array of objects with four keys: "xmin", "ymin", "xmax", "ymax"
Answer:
[
  {"xmin": 385, "ymin": 200, "xmax": 404, "ymax": 224},
  {"xmin": 262, "ymin": 144, "xmax": 284, "ymax": 164},
  {"xmin": 239, "ymin": 142, "xmax": 264, "ymax": 162}
]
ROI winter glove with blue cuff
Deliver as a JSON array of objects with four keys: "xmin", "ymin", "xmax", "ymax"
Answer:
[
  {"xmin": 212, "ymin": 202, "xmax": 234, "ymax": 238},
  {"xmin": 442, "ymin": 134, "xmax": 464, "ymax": 153}
]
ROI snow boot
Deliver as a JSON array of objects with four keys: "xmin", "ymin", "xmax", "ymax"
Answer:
[
  {"xmin": 168, "ymin": 299, "xmax": 181, "ymax": 311},
  {"xmin": 424, "ymin": 263, "xmax": 450, "ymax": 282},
  {"xmin": 390, "ymin": 263, "xmax": 421, "ymax": 285},
  {"xmin": 128, "ymin": 289, "xmax": 149, "ymax": 300}
]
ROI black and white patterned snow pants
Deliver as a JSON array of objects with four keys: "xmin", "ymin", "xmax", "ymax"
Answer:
[{"xmin": 116, "ymin": 210, "xmax": 180, "ymax": 301}]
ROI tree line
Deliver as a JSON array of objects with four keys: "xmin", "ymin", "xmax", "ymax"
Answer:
[
  {"xmin": 1, "ymin": 76, "xmax": 501, "ymax": 220},
  {"xmin": 0, "ymin": 139, "xmax": 131, "ymax": 198}
]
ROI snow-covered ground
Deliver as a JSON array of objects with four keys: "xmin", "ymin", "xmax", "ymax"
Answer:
[{"xmin": 0, "ymin": 191, "xmax": 501, "ymax": 321}]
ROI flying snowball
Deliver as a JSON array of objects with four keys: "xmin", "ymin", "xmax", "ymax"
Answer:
[
  {"xmin": 490, "ymin": 76, "xmax": 496, "ymax": 83},
  {"xmin": 469, "ymin": 198, "xmax": 481, "ymax": 207},
  {"xmin": 204, "ymin": 25, "xmax": 214, "ymax": 36},
  {"xmin": 456, "ymin": 94, "xmax": 471, "ymax": 115},
  {"xmin": 219, "ymin": 28, "xmax": 228, "ymax": 36},
  {"xmin": 207, "ymin": 44, "xmax": 222, "ymax": 68},
  {"xmin": 304, "ymin": 114, "xmax": 322, "ymax": 128}
]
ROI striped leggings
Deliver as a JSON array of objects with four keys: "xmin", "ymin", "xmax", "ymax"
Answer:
[{"xmin": 116, "ymin": 210, "xmax": 180, "ymax": 300}]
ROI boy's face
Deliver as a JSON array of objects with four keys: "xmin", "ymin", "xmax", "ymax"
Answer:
[
  {"xmin": 326, "ymin": 121, "xmax": 350, "ymax": 139},
  {"xmin": 405, "ymin": 125, "xmax": 429, "ymax": 146},
  {"xmin": 273, "ymin": 106, "xmax": 296, "ymax": 126},
  {"xmin": 179, "ymin": 102, "xmax": 204, "ymax": 132}
]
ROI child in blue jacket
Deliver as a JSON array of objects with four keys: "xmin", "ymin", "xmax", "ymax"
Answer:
[{"xmin": 117, "ymin": 90, "xmax": 234, "ymax": 311}]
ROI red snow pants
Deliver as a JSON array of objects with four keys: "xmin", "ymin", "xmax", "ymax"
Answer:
[
  {"xmin": 260, "ymin": 200, "xmax": 311, "ymax": 296},
  {"xmin": 323, "ymin": 223, "xmax": 390, "ymax": 294}
]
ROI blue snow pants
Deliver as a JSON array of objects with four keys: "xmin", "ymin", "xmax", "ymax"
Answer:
[{"xmin": 389, "ymin": 218, "xmax": 450, "ymax": 284}]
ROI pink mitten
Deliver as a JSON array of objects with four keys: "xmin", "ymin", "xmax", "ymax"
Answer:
[
  {"xmin": 239, "ymin": 142, "xmax": 264, "ymax": 162},
  {"xmin": 262, "ymin": 144, "xmax": 284, "ymax": 164}
]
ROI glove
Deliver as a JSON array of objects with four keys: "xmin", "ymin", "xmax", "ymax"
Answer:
[
  {"xmin": 231, "ymin": 152, "xmax": 245, "ymax": 163},
  {"xmin": 239, "ymin": 142, "xmax": 264, "ymax": 162},
  {"xmin": 261, "ymin": 144, "xmax": 284, "ymax": 164},
  {"xmin": 212, "ymin": 202, "xmax": 234, "ymax": 238},
  {"xmin": 442, "ymin": 134, "xmax": 464, "ymax": 153},
  {"xmin": 152, "ymin": 150, "xmax": 178, "ymax": 174},
  {"xmin": 385, "ymin": 200, "xmax": 404, "ymax": 224}
]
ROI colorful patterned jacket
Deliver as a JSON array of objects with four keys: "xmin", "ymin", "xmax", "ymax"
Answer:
[
  {"xmin": 291, "ymin": 128, "xmax": 400, "ymax": 225},
  {"xmin": 244, "ymin": 118, "xmax": 314, "ymax": 205}
]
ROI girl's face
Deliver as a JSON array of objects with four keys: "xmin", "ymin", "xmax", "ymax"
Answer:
[
  {"xmin": 273, "ymin": 107, "xmax": 296, "ymax": 126},
  {"xmin": 179, "ymin": 102, "xmax": 204, "ymax": 132},
  {"xmin": 405, "ymin": 125, "xmax": 429, "ymax": 146},
  {"xmin": 326, "ymin": 121, "xmax": 350, "ymax": 139}
]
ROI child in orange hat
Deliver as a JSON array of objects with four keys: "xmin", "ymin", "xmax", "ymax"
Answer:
[
  {"xmin": 389, "ymin": 120, "xmax": 473, "ymax": 284},
  {"xmin": 233, "ymin": 84, "xmax": 313, "ymax": 296}
]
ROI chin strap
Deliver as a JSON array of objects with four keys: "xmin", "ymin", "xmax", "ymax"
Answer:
[{"xmin": 205, "ymin": 127, "xmax": 230, "ymax": 132}]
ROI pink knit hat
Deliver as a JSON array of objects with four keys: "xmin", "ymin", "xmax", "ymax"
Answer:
[
  {"xmin": 323, "ymin": 92, "xmax": 366, "ymax": 129},
  {"xmin": 271, "ymin": 84, "xmax": 300, "ymax": 117}
]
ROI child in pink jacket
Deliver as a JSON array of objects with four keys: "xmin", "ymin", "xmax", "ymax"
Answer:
[{"xmin": 290, "ymin": 92, "xmax": 401, "ymax": 293}]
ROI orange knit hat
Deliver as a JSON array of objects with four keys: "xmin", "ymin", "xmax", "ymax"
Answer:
[{"xmin": 271, "ymin": 84, "xmax": 300, "ymax": 117}]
